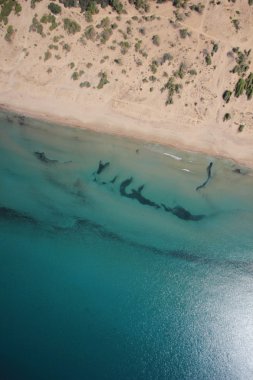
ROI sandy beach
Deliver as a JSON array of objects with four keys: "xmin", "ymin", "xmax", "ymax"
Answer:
[{"xmin": 0, "ymin": 0, "xmax": 253, "ymax": 168}]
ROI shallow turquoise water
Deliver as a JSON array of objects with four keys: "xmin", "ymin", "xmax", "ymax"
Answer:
[{"xmin": 0, "ymin": 111, "xmax": 253, "ymax": 380}]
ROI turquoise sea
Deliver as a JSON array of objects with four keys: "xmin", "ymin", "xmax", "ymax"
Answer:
[{"xmin": 0, "ymin": 111, "xmax": 253, "ymax": 380}]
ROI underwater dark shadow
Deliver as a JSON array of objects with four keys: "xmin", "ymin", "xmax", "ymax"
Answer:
[{"xmin": 1, "ymin": 205, "xmax": 253, "ymax": 276}]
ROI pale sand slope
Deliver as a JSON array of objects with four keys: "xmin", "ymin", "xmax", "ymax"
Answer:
[{"xmin": 0, "ymin": 1, "xmax": 253, "ymax": 167}]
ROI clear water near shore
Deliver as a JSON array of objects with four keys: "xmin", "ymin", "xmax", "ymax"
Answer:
[{"xmin": 0, "ymin": 111, "xmax": 253, "ymax": 380}]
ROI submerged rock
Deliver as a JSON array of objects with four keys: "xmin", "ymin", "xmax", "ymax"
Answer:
[
  {"xmin": 17, "ymin": 115, "xmax": 25, "ymax": 126},
  {"xmin": 96, "ymin": 160, "xmax": 110, "ymax": 175},
  {"xmin": 161, "ymin": 204, "xmax": 204, "ymax": 221},
  {"xmin": 196, "ymin": 162, "xmax": 213, "ymax": 191},
  {"xmin": 110, "ymin": 175, "xmax": 118, "ymax": 184},
  {"xmin": 34, "ymin": 151, "xmax": 58, "ymax": 164},
  {"xmin": 120, "ymin": 177, "xmax": 160, "ymax": 209}
]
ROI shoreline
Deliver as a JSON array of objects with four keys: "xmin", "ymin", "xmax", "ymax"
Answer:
[
  {"xmin": 0, "ymin": 100, "xmax": 252, "ymax": 170},
  {"xmin": 0, "ymin": 1, "xmax": 253, "ymax": 170}
]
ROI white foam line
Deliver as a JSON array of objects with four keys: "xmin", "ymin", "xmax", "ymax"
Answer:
[
  {"xmin": 182, "ymin": 169, "xmax": 191, "ymax": 173},
  {"xmin": 163, "ymin": 152, "xmax": 182, "ymax": 161}
]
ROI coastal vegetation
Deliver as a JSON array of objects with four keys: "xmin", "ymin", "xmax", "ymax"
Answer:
[
  {"xmin": 80, "ymin": 81, "xmax": 91, "ymax": 87},
  {"xmin": 223, "ymin": 90, "xmax": 232, "ymax": 103},
  {"xmin": 179, "ymin": 28, "xmax": 191, "ymax": 39},
  {"xmin": 48, "ymin": 2, "xmax": 62, "ymax": 15},
  {"xmin": 29, "ymin": 15, "xmax": 44, "ymax": 36},
  {"xmin": 0, "ymin": 0, "xmax": 22, "ymax": 24},
  {"xmin": 63, "ymin": 18, "xmax": 81, "ymax": 34},
  {"xmin": 44, "ymin": 50, "xmax": 52, "ymax": 61},
  {"xmin": 4, "ymin": 24, "xmax": 14, "ymax": 41},
  {"xmin": 97, "ymin": 71, "xmax": 109, "ymax": 88},
  {"xmin": 161, "ymin": 77, "xmax": 182, "ymax": 105},
  {"xmin": 222, "ymin": 48, "xmax": 253, "ymax": 105},
  {"xmin": 223, "ymin": 113, "xmax": 231, "ymax": 122},
  {"xmin": 41, "ymin": 14, "xmax": 58, "ymax": 31},
  {"xmin": 31, "ymin": 0, "xmax": 42, "ymax": 9}
]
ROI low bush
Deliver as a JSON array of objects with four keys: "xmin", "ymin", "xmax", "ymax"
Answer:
[
  {"xmin": 48, "ymin": 2, "xmax": 62, "ymax": 14},
  {"xmin": 80, "ymin": 81, "xmax": 91, "ymax": 88},
  {"xmin": 97, "ymin": 72, "xmax": 109, "ymax": 89},
  {"xmin": 4, "ymin": 24, "xmax": 14, "ymax": 41},
  {"xmin": 63, "ymin": 18, "xmax": 81, "ymax": 34},
  {"xmin": 222, "ymin": 90, "xmax": 232, "ymax": 103},
  {"xmin": 152, "ymin": 35, "xmax": 160, "ymax": 46}
]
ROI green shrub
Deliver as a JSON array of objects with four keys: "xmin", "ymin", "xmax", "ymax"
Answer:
[
  {"xmin": 41, "ymin": 14, "xmax": 58, "ymax": 30},
  {"xmin": 85, "ymin": 25, "xmax": 96, "ymax": 41},
  {"xmin": 44, "ymin": 50, "xmax": 52, "ymax": 61},
  {"xmin": 98, "ymin": 17, "xmax": 110, "ymax": 29},
  {"xmin": 238, "ymin": 124, "xmax": 245, "ymax": 132},
  {"xmin": 234, "ymin": 78, "xmax": 245, "ymax": 97},
  {"xmin": 71, "ymin": 70, "xmax": 84, "ymax": 80},
  {"xmin": 174, "ymin": 62, "xmax": 186, "ymax": 79},
  {"xmin": 245, "ymin": 72, "xmax": 253, "ymax": 100},
  {"xmin": 150, "ymin": 60, "xmax": 158, "ymax": 74},
  {"xmin": 86, "ymin": 1, "xmax": 99, "ymax": 15},
  {"xmin": 188, "ymin": 69, "xmax": 197, "ymax": 75},
  {"xmin": 179, "ymin": 28, "xmax": 190, "ymax": 39},
  {"xmin": 160, "ymin": 53, "xmax": 173, "ymax": 64},
  {"xmin": 97, "ymin": 72, "xmax": 109, "ymax": 89},
  {"xmin": 135, "ymin": 40, "xmax": 142, "ymax": 52},
  {"xmin": 212, "ymin": 43, "xmax": 219, "ymax": 55},
  {"xmin": 100, "ymin": 27, "xmax": 112, "ymax": 44},
  {"xmin": 4, "ymin": 24, "xmax": 14, "ymax": 41},
  {"xmin": 205, "ymin": 53, "xmax": 212, "ymax": 65},
  {"xmin": 129, "ymin": 0, "xmax": 150, "ymax": 12},
  {"xmin": 80, "ymin": 81, "xmax": 91, "ymax": 88},
  {"xmin": 85, "ymin": 11, "xmax": 93, "ymax": 22},
  {"xmin": 232, "ymin": 19, "xmax": 240, "ymax": 32},
  {"xmin": 231, "ymin": 48, "xmax": 251, "ymax": 76},
  {"xmin": 48, "ymin": 2, "xmax": 61, "ymax": 14},
  {"xmin": 161, "ymin": 77, "xmax": 182, "ymax": 105},
  {"xmin": 72, "ymin": 71, "xmax": 79, "ymax": 80},
  {"xmin": 139, "ymin": 27, "xmax": 145, "ymax": 35},
  {"xmin": 223, "ymin": 113, "xmax": 231, "ymax": 121},
  {"xmin": 110, "ymin": 0, "xmax": 124, "ymax": 14},
  {"xmin": 63, "ymin": 18, "xmax": 81, "ymax": 34},
  {"xmin": 152, "ymin": 35, "xmax": 160, "ymax": 46},
  {"xmin": 190, "ymin": 3, "xmax": 204, "ymax": 14},
  {"xmin": 63, "ymin": 43, "xmax": 71, "ymax": 52},
  {"xmin": 15, "ymin": 3, "xmax": 22, "ymax": 14},
  {"xmin": 49, "ymin": 44, "xmax": 58, "ymax": 50},
  {"xmin": 0, "ymin": 0, "xmax": 22, "ymax": 24},
  {"xmin": 31, "ymin": 0, "xmax": 42, "ymax": 9},
  {"xmin": 53, "ymin": 35, "xmax": 63, "ymax": 42},
  {"xmin": 171, "ymin": 0, "xmax": 188, "ymax": 9},
  {"xmin": 119, "ymin": 40, "xmax": 130, "ymax": 54},
  {"xmin": 222, "ymin": 90, "xmax": 232, "ymax": 103},
  {"xmin": 149, "ymin": 75, "xmax": 156, "ymax": 82},
  {"xmin": 29, "ymin": 15, "xmax": 44, "ymax": 36}
]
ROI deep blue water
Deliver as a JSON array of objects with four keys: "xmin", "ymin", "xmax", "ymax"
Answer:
[{"xmin": 0, "ymin": 111, "xmax": 253, "ymax": 380}]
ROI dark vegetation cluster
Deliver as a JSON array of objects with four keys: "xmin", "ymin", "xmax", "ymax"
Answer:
[
  {"xmin": 48, "ymin": 2, "xmax": 62, "ymax": 15},
  {"xmin": 59, "ymin": 0, "xmax": 205, "ymax": 17},
  {"xmin": 0, "ymin": 0, "xmax": 22, "ymax": 24},
  {"xmin": 223, "ymin": 48, "xmax": 253, "ymax": 103}
]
